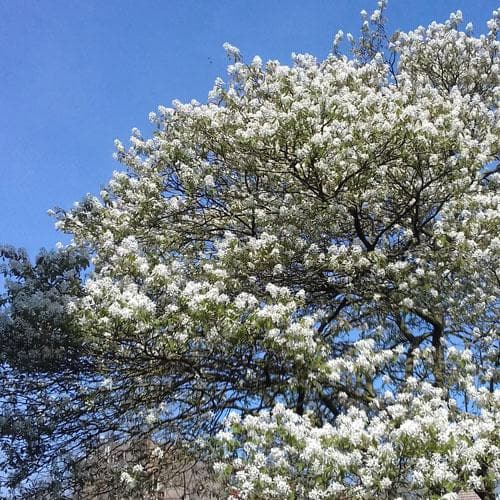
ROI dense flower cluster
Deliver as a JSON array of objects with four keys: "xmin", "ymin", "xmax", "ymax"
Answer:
[{"xmin": 215, "ymin": 347, "xmax": 499, "ymax": 498}]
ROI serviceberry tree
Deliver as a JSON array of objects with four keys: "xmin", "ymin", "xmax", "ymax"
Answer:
[{"xmin": 1, "ymin": 2, "xmax": 499, "ymax": 498}]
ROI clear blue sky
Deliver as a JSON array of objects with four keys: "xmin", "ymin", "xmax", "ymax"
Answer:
[{"xmin": 1, "ymin": 0, "xmax": 498, "ymax": 256}]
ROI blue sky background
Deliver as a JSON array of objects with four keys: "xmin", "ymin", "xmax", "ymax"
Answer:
[{"xmin": 1, "ymin": 0, "xmax": 498, "ymax": 257}]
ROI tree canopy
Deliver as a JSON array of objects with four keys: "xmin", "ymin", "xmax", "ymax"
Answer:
[{"xmin": 1, "ymin": 3, "xmax": 499, "ymax": 498}]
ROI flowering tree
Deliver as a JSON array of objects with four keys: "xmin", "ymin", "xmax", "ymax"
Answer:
[{"xmin": 1, "ymin": 3, "xmax": 499, "ymax": 498}]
